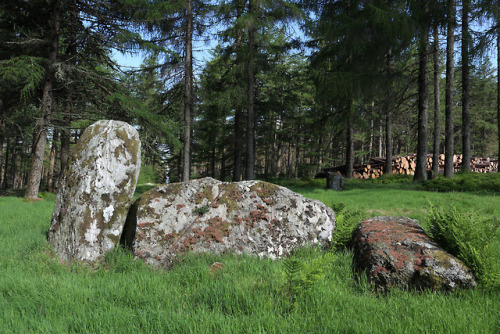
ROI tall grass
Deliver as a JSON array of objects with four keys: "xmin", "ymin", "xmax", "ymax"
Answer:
[{"xmin": 1, "ymin": 178, "xmax": 499, "ymax": 333}]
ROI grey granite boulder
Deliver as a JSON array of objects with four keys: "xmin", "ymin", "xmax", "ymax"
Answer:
[
  {"xmin": 352, "ymin": 216, "xmax": 476, "ymax": 292},
  {"xmin": 48, "ymin": 120, "xmax": 141, "ymax": 262},
  {"xmin": 121, "ymin": 177, "xmax": 335, "ymax": 268}
]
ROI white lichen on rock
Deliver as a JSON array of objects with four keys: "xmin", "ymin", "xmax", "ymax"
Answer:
[
  {"xmin": 48, "ymin": 120, "xmax": 141, "ymax": 262},
  {"xmin": 122, "ymin": 177, "xmax": 336, "ymax": 268}
]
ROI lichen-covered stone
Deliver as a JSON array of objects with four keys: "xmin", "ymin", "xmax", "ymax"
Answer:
[
  {"xmin": 48, "ymin": 120, "xmax": 141, "ymax": 262},
  {"xmin": 352, "ymin": 216, "xmax": 476, "ymax": 292},
  {"xmin": 121, "ymin": 177, "xmax": 335, "ymax": 268}
]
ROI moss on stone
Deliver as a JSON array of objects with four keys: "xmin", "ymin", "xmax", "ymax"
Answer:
[
  {"xmin": 216, "ymin": 183, "xmax": 243, "ymax": 213},
  {"xmin": 250, "ymin": 181, "xmax": 280, "ymax": 199},
  {"xmin": 115, "ymin": 126, "xmax": 140, "ymax": 165},
  {"xmin": 194, "ymin": 185, "xmax": 214, "ymax": 204},
  {"xmin": 157, "ymin": 183, "xmax": 182, "ymax": 198}
]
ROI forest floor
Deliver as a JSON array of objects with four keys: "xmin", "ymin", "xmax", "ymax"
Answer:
[{"xmin": 0, "ymin": 175, "xmax": 499, "ymax": 333}]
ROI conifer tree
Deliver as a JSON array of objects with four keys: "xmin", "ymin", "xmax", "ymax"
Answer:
[
  {"xmin": 461, "ymin": 0, "xmax": 472, "ymax": 171},
  {"xmin": 444, "ymin": 0, "xmax": 456, "ymax": 178}
]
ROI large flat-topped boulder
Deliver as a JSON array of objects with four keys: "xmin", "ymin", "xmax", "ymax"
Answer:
[
  {"xmin": 352, "ymin": 216, "xmax": 476, "ymax": 292},
  {"xmin": 121, "ymin": 177, "xmax": 335, "ymax": 268},
  {"xmin": 48, "ymin": 120, "xmax": 141, "ymax": 262}
]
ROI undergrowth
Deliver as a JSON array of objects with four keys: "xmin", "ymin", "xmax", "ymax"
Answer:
[
  {"xmin": 427, "ymin": 205, "xmax": 500, "ymax": 290},
  {"xmin": 420, "ymin": 172, "xmax": 500, "ymax": 193},
  {"xmin": 330, "ymin": 203, "xmax": 366, "ymax": 250}
]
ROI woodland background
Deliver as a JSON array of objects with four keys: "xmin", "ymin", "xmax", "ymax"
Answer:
[{"xmin": 0, "ymin": 0, "xmax": 499, "ymax": 199}]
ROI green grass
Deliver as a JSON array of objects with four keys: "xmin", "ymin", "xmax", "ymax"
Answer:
[
  {"xmin": 1, "ymin": 177, "xmax": 499, "ymax": 333},
  {"xmin": 278, "ymin": 177, "xmax": 500, "ymax": 226}
]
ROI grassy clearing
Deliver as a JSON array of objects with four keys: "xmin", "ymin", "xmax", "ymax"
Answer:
[{"xmin": 1, "ymin": 177, "xmax": 499, "ymax": 333}]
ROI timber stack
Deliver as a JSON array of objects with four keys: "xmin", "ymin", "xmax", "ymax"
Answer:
[{"xmin": 318, "ymin": 154, "xmax": 499, "ymax": 180}]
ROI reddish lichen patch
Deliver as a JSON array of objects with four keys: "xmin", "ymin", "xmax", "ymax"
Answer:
[
  {"xmin": 176, "ymin": 204, "xmax": 186, "ymax": 213},
  {"xmin": 262, "ymin": 198, "xmax": 274, "ymax": 205},
  {"xmin": 183, "ymin": 236, "xmax": 198, "ymax": 249},
  {"xmin": 373, "ymin": 265, "xmax": 387, "ymax": 277}
]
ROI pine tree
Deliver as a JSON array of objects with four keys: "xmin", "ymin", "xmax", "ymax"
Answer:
[
  {"xmin": 444, "ymin": 0, "xmax": 456, "ymax": 178},
  {"xmin": 461, "ymin": 0, "xmax": 472, "ymax": 171}
]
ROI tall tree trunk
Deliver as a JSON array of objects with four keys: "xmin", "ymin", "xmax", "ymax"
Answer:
[
  {"xmin": 345, "ymin": 102, "xmax": 354, "ymax": 179},
  {"xmin": 2, "ymin": 137, "xmax": 10, "ymax": 189},
  {"xmin": 432, "ymin": 25, "xmax": 441, "ymax": 178},
  {"xmin": 294, "ymin": 129, "xmax": 300, "ymax": 178},
  {"xmin": 182, "ymin": 0, "xmax": 193, "ymax": 182},
  {"xmin": 369, "ymin": 103, "xmax": 374, "ymax": 159},
  {"xmin": 384, "ymin": 51, "xmax": 393, "ymax": 175},
  {"xmin": 233, "ymin": 108, "xmax": 243, "ymax": 181},
  {"xmin": 25, "ymin": 0, "xmax": 61, "ymax": 199},
  {"xmin": 384, "ymin": 111, "xmax": 393, "ymax": 174},
  {"xmin": 414, "ymin": 19, "xmax": 430, "ymax": 182},
  {"xmin": 246, "ymin": 0, "xmax": 256, "ymax": 180},
  {"xmin": 60, "ymin": 97, "xmax": 72, "ymax": 173},
  {"xmin": 444, "ymin": 0, "xmax": 456, "ymax": 178},
  {"xmin": 47, "ymin": 128, "xmax": 58, "ymax": 190},
  {"xmin": 60, "ymin": 3, "xmax": 76, "ymax": 175},
  {"xmin": 232, "ymin": 3, "xmax": 243, "ymax": 182},
  {"xmin": 378, "ymin": 122, "xmax": 383, "ymax": 157},
  {"xmin": 461, "ymin": 0, "xmax": 471, "ymax": 171},
  {"xmin": 11, "ymin": 135, "xmax": 20, "ymax": 189}
]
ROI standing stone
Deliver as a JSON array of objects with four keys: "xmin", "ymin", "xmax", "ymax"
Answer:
[
  {"xmin": 352, "ymin": 216, "xmax": 476, "ymax": 292},
  {"xmin": 48, "ymin": 120, "xmax": 141, "ymax": 262},
  {"xmin": 326, "ymin": 172, "xmax": 345, "ymax": 190},
  {"xmin": 121, "ymin": 177, "xmax": 335, "ymax": 268}
]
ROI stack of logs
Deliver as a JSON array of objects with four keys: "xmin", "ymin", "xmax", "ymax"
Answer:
[{"xmin": 344, "ymin": 154, "xmax": 499, "ymax": 180}]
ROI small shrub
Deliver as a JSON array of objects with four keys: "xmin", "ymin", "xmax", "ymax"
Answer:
[
  {"xmin": 331, "ymin": 203, "xmax": 366, "ymax": 250},
  {"xmin": 427, "ymin": 205, "xmax": 500, "ymax": 290},
  {"xmin": 193, "ymin": 205, "xmax": 209, "ymax": 216}
]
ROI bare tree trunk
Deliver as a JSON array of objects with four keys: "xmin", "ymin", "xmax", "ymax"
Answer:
[
  {"xmin": 432, "ymin": 25, "xmax": 441, "ymax": 178},
  {"xmin": 294, "ymin": 130, "xmax": 300, "ymax": 178},
  {"xmin": 12, "ymin": 135, "xmax": 20, "ymax": 189},
  {"xmin": 2, "ymin": 137, "xmax": 9, "ymax": 189},
  {"xmin": 414, "ymin": 18, "xmax": 430, "ymax": 182},
  {"xmin": 47, "ymin": 128, "xmax": 58, "ymax": 190},
  {"xmin": 384, "ymin": 111, "xmax": 393, "ymax": 174},
  {"xmin": 246, "ymin": 0, "xmax": 256, "ymax": 180},
  {"xmin": 384, "ymin": 51, "xmax": 393, "ymax": 175},
  {"xmin": 444, "ymin": 0, "xmax": 456, "ymax": 178},
  {"xmin": 232, "ymin": 3, "xmax": 243, "ymax": 182},
  {"xmin": 368, "ymin": 103, "xmax": 374, "ymax": 160},
  {"xmin": 378, "ymin": 122, "xmax": 383, "ymax": 157},
  {"xmin": 25, "ymin": 0, "xmax": 61, "ymax": 199},
  {"xmin": 182, "ymin": 0, "xmax": 193, "ymax": 182},
  {"xmin": 345, "ymin": 102, "xmax": 354, "ymax": 179},
  {"xmin": 60, "ymin": 98, "xmax": 72, "ymax": 173},
  {"xmin": 60, "ymin": 3, "xmax": 76, "ymax": 175},
  {"xmin": 461, "ymin": 0, "xmax": 471, "ymax": 171}
]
